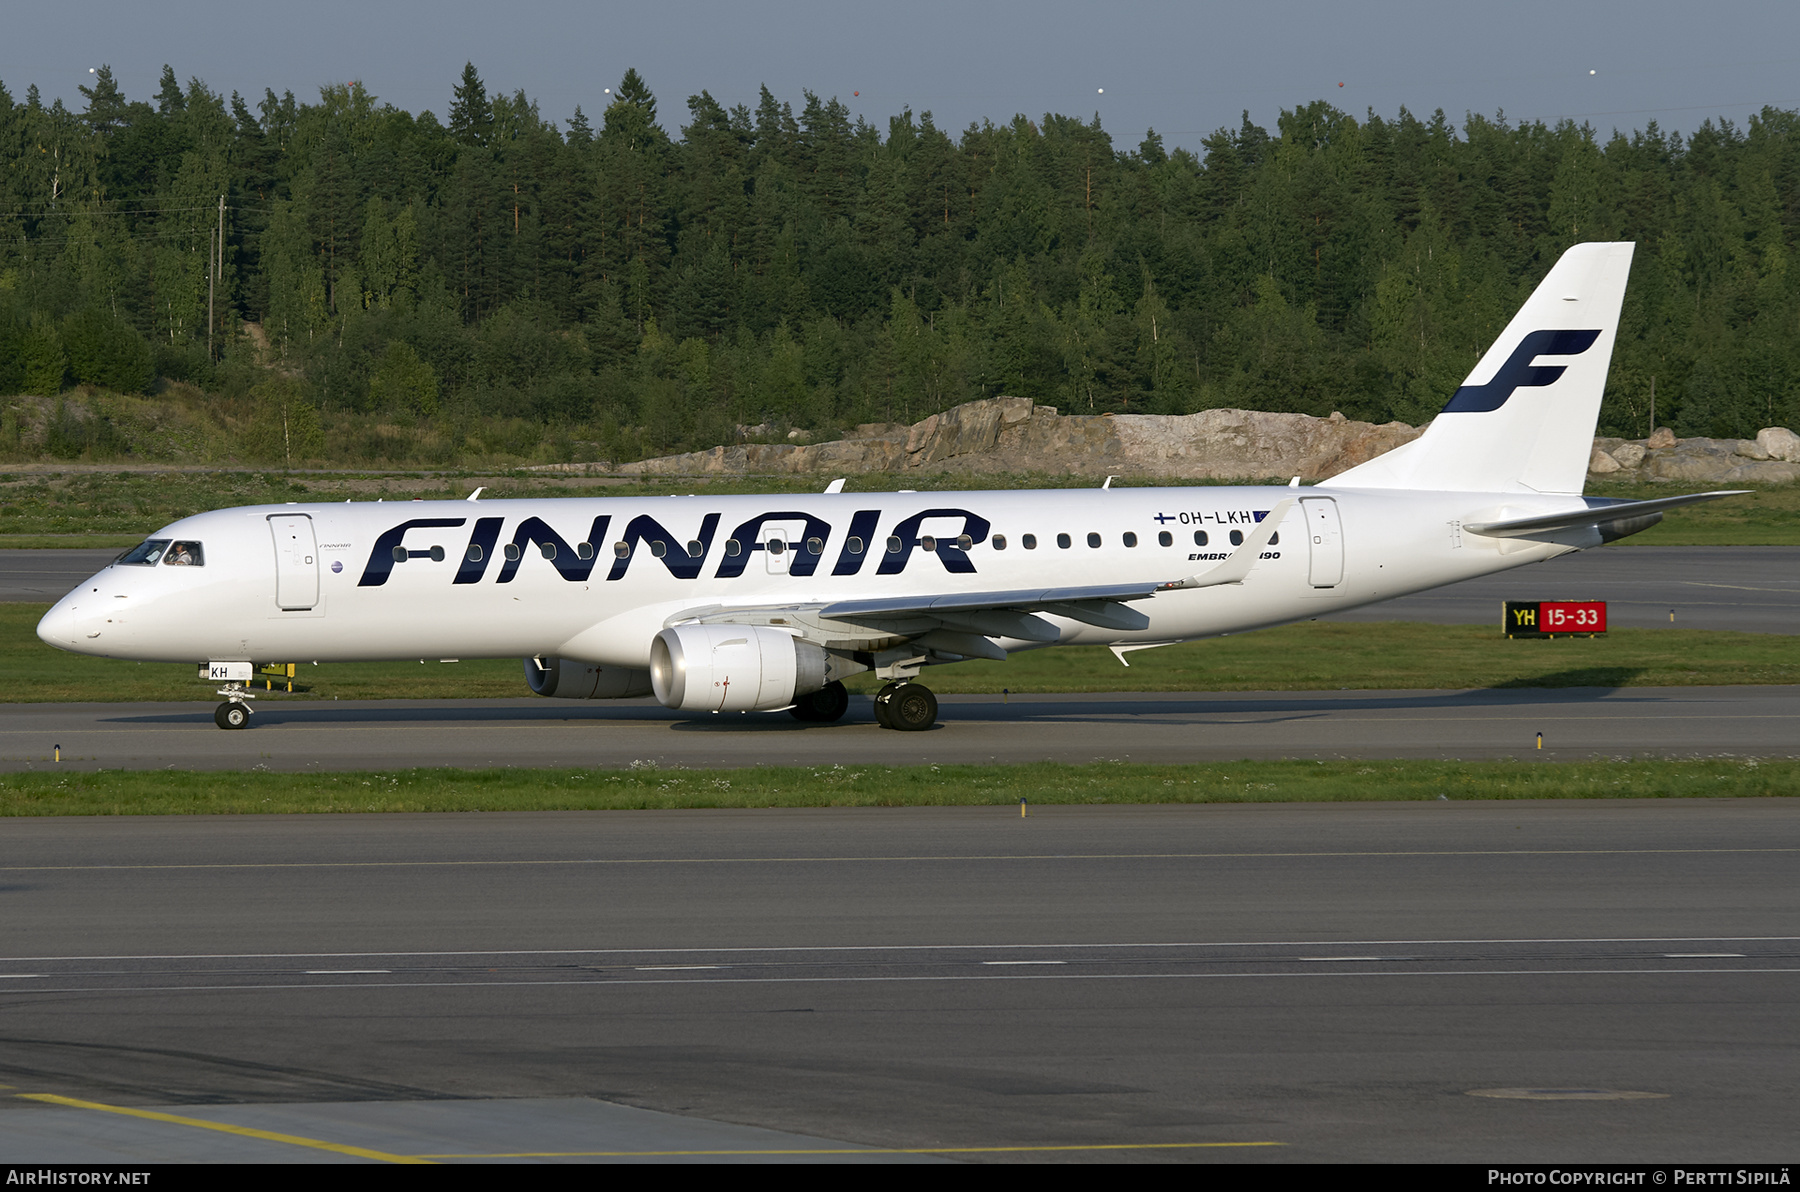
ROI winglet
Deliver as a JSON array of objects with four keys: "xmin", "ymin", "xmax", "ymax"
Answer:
[{"xmin": 1160, "ymin": 498, "xmax": 1295, "ymax": 591}]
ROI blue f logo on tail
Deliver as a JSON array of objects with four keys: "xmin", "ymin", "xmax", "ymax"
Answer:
[{"xmin": 1441, "ymin": 329, "xmax": 1602, "ymax": 414}]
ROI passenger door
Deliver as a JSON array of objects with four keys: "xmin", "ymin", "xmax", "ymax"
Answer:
[
  {"xmin": 269, "ymin": 514, "xmax": 320, "ymax": 610},
  {"xmin": 1300, "ymin": 497, "xmax": 1343, "ymax": 588}
]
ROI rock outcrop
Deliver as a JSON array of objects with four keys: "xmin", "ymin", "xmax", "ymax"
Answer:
[
  {"xmin": 1591, "ymin": 426, "xmax": 1800, "ymax": 485},
  {"xmin": 536, "ymin": 397, "xmax": 1799, "ymax": 486},
  {"xmin": 608, "ymin": 397, "xmax": 1423, "ymax": 482}
]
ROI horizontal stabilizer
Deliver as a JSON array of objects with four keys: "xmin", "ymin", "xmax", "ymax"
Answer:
[{"xmin": 1463, "ymin": 491, "xmax": 1747, "ymax": 538}]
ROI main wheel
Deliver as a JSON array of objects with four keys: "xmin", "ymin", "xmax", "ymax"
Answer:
[
  {"xmin": 884, "ymin": 683, "xmax": 938, "ymax": 732},
  {"xmin": 789, "ymin": 680, "xmax": 850, "ymax": 723},
  {"xmin": 214, "ymin": 701, "xmax": 251, "ymax": 730},
  {"xmin": 872, "ymin": 682, "xmax": 900, "ymax": 728}
]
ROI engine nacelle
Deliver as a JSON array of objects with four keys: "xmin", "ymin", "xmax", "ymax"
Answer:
[
  {"xmin": 523, "ymin": 656, "xmax": 654, "ymax": 699},
  {"xmin": 650, "ymin": 624, "xmax": 828, "ymax": 712}
]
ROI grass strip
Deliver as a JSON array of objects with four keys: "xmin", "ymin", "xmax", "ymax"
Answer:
[
  {"xmin": 6, "ymin": 602, "xmax": 1797, "ymax": 701},
  {"xmin": 1, "ymin": 759, "xmax": 1795, "ymax": 816}
]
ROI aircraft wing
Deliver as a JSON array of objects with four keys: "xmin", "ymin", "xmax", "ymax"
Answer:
[{"xmin": 669, "ymin": 512, "xmax": 1296, "ymax": 663}]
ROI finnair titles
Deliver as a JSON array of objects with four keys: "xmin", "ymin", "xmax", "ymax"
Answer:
[{"xmin": 38, "ymin": 243, "xmax": 1743, "ymax": 730}]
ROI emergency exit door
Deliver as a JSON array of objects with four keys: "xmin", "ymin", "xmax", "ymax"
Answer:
[
  {"xmin": 1300, "ymin": 497, "xmax": 1343, "ymax": 588},
  {"xmin": 269, "ymin": 514, "xmax": 319, "ymax": 609}
]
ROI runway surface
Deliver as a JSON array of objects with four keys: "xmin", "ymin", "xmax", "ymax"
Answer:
[
  {"xmin": 4, "ymin": 686, "xmax": 1797, "ymax": 771},
  {"xmin": 5, "ymin": 546, "xmax": 1799, "ymax": 632},
  {"xmin": 0, "ymin": 802, "xmax": 1795, "ymax": 1162}
]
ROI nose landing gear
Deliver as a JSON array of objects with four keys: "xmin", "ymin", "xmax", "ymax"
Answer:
[
  {"xmin": 213, "ymin": 682, "xmax": 255, "ymax": 730},
  {"xmin": 873, "ymin": 681, "xmax": 938, "ymax": 731}
]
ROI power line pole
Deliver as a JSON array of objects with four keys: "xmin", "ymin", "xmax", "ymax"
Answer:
[{"xmin": 208, "ymin": 194, "xmax": 225, "ymax": 360}]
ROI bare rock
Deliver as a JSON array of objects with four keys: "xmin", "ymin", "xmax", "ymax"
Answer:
[
  {"xmin": 1611, "ymin": 442, "xmax": 1647, "ymax": 469},
  {"xmin": 1735, "ymin": 438, "xmax": 1772, "ymax": 461},
  {"xmin": 1757, "ymin": 426, "xmax": 1800, "ymax": 463},
  {"xmin": 1646, "ymin": 427, "xmax": 1678, "ymax": 449},
  {"xmin": 1588, "ymin": 446, "xmax": 1622, "ymax": 474}
]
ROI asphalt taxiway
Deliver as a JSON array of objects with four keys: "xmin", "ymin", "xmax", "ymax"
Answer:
[
  {"xmin": 3, "ymin": 685, "xmax": 1796, "ymax": 771},
  {"xmin": 0, "ymin": 801, "xmax": 1794, "ymax": 1162}
]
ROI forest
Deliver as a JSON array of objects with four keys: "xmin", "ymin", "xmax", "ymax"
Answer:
[{"xmin": 1, "ymin": 62, "xmax": 1797, "ymax": 465}]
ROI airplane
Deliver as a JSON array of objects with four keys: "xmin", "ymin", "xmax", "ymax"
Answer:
[{"xmin": 37, "ymin": 241, "xmax": 1743, "ymax": 731}]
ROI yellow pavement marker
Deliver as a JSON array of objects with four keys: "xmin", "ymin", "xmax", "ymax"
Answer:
[{"xmin": 18, "ymin": 1094, "xmax": 432, "ymax": 1164}]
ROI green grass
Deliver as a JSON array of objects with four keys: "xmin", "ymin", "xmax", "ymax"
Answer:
[
  {"xmin": 1, "ymin": 468, "xmax": 1794, "ymax": 545},
  {"xmin": 1, "ymin": 758, "xmax": 1796, "ymax": 816},
  {"xmin": 5, "ymin": 602, "xmax": 1798, "ymax": 702}
]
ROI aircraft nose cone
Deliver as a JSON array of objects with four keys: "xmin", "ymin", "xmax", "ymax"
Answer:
[{"xmin": 37, "ymin": 598, "xmax": 84, "ymax": 649}]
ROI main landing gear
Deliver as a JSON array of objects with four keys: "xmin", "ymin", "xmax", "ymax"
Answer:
[
  {"xmin": 789, "ymin": 680, "xmax": 851, "ymax": 723},
  {"xmin": 872, "ymin": 681, "xmax": 938, "ymax": 731}
]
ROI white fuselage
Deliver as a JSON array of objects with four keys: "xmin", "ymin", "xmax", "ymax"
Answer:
[{"xmin": 38, "ymin": 484, "xmax": 1589, "ymax": 668}]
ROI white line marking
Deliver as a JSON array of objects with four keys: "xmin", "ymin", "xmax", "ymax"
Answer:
[
  {"xmin": 981, "ymin": 960, "xmax": 1067, "ymax": 966},
  {"xmin": 1, "ymin": 937, "xmax": 1794, "ymax": 963},
  {"xmin": 6, "ymin": 967, "xmax": 1798, "ymax": 997},
  {"xmin": 1663, "ymin": 953, "xmax": 1745, "ymax": 958},
  {"xmin": 634, "ymin": 965, "xmax": 724, "ymax": 971},
  {"xmin": 1297, "ymin": 957, "xmax": 1405, "ymax": 962},
  {"xmin": 304, "ymin": 969, "xmax": 390, "ymax": 974},
  {"xmin": 0, "ymin": 974, "xmax": 43, "ymax": 979}
]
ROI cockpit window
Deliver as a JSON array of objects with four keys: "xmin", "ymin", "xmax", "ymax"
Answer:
[
  {"xmin": 163, "ymin": 541, "xmax": 204, "ymax": 567},
  {"xmin": 118, "ymin": 539, "xmax": 171, "ymax": 566}
]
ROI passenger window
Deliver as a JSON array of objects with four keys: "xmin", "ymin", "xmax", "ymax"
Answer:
[
  {"xmin": 1122, "ymin": 532, "xmax": 1137, "ymax": 548},
  {"xmin": 957, "ymin": 534, "xmax": 973, "ymax": 551},
  {"xmin": 429, "ymin": 546, "xmax": 446, "ymax": 562},
  {"xmin": 504, "ymin": 543, "xmax": 522, "ymax": 561},
  {"xmin": 613, "ymin": 541, "xmax": 630, "ymax": 559},
  {"xmin": 1230, "ymin": 530, "xmax": 1244, "ymax": 546},
  {"xmin": 577, "ymin": 542, "xmax": 594, "ymax": 560},
  {"xmin": 467, "ymin": 544, "xmax": 485, "ymax": 563},
  {"xmin": 541, "ymin": 542, "xmax": 558, "ymax": 560},
  {"xmin": 1056, "ymin": 533, "xmax": 1072, "ymax": 549},
  {"xmin": 118, "ymin": 539, "xmax": 171, "ymax": 566},
  {"xmin": 1087, "ymin": 532, "xmax": 1102, "ymax": 548},
  {"xmin": 725, "ymin": 539, "xmax": 742, "ymax": 557},
  {"xmin": 391, "ymin": 545, "xmax": 408, "ymax": 563},
  {"xmin": 886, "ymin": 536, "xmax": 902, "ymax": 554},
  {"xmin": 847, "ymin": 537, "xmax": 865, "ymax": 554},
  {"xmin": 1022, "ymin": 534, "xmax": 1037, "ymax": 550},
  {"xmin": 993, "ymin": 535, "xmax": 1007, "ymax": 550},
  {"xmin": 1193, "ymin": 530, "xmax": 1209, "ymax": 547},
  {"xmin": 163, "ymin": 541, "xmax": 204, "ymax": 566},
  {"xmin": 766, "ymin": 537, "xmax": 786, "ymax": 555},
  {"xmin": 687, "ymin": 540, "xmax": 704, "ymax": 558},
  {"xmin": 650, "ymin": 541, "xmax": 667, "ymax": 558},
  {"xmin": 1157, "ymin": 531, "xmax": 1172, "ymax": 547},
  {"xmin": 806, "ymin": 536, "xmax": 824, "ymax": 555},
  {"xmin": 920, "ymin": 536, "xmax": 937, "ymax": 552}
]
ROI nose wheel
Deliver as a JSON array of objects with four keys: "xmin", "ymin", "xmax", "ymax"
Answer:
[
  {"xmin": 214, "ymin": 701, "xmax": 251, "ymax": 730},
  {"xmin": 873, "ymin": 682, "xmax": 937, "ymax": 731}
]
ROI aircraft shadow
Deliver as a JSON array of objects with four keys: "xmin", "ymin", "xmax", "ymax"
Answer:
[{"xmin": 100, "ymin": 683, "xmax": 1676, "ymax": 731}]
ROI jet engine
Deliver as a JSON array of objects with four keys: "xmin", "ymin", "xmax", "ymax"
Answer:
[
  {"xmin": 650, "ymin": 624, "xmax": 828, "ymax": 712},
  {"xmin": 523, "ymin": 656, "xmax": 654, "ymax": 699}
]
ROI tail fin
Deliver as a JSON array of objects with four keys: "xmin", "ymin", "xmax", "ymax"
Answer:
[{"xmin": 1324, "ymin": 242, "xmax": 1635, "ymax": 494}]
